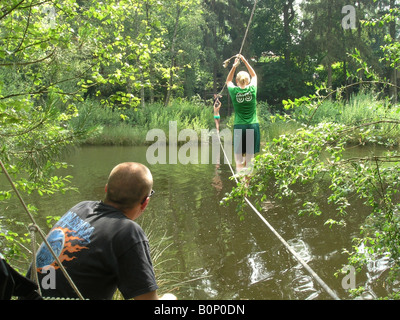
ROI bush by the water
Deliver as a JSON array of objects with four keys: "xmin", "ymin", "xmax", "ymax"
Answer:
[{"xmin": 293, "ymin": 92, "xmax": 400, "ymax": 146}]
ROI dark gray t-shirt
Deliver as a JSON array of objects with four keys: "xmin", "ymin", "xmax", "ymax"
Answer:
[{"xmin": 29, "ymin": 201, "xmax": 158, "ymax": 300}]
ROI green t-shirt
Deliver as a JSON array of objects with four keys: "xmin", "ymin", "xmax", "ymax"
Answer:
[{"xmin": 228, "ymin": 84, "xmax": 258, "ymax": 125}]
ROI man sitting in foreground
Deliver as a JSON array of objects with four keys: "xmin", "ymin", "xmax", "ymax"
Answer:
[{"xmin": 27, "ymin": 162, "xmax": 176, "ymax": 300}]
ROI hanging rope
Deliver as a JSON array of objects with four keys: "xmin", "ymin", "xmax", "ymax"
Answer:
[
  {"xmin": 219, "ymin": 0, "xmax": 259, "ymax": 97},
  {"xmin": 0, "ymin": 159, "xmax": 85, "ymax": 300},
  {"xmin": 216, "ymin": 0, "xmax": 341, "ymax": 300},
  {"xmin": 29, "ymin": 224, "xmax": 41, "ymax": 296}
]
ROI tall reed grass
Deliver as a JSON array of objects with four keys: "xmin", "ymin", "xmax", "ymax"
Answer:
[
  {"xmin": 112, "ymin": 217, "xmax": 208, "ymax": 300},
  {"xmin": 75, "ymin": 97, "xmax": 216, "ymax": 146},
  {"xmin": 293, "ymin": 91, "xmax": 400, "ymax": 145},
  {"xmin": 74, "ymin": 92, "xmax": 400, "ymax": 147}
]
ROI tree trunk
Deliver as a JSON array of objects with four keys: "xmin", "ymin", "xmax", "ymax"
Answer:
[
  {"xmin": 389, "ymin": 0, "xmax": 397, "ymax": 104},
  {"xmin": 140, "ymin": 69, "xmax": 145, "ymax": 108},
  {"xmin": 326, "ymin": 1, "xmax": 333, "ymax": 97},
  {"xmin": 164, "ymin": 3, "xmax": 182, "ymax": 107},
  {"xmin": 283, "ymin": 0, "xmax": 295, "ymax": 66}
]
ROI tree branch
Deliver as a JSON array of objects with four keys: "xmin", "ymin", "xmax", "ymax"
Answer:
[
  {"xmin": 0, "ymin": 62, "xmax": 98, "ymax": 100},
  {"xmin": 340, "ymin": 119, "xmax": 400, "ymax": 134},
  {"xmin": 0, "ymin": 49, "xmax": 56, "ymax": 67},
  {"xmin": 13, "ymin": 4, "xmax": 32, "ymax": 54},
  {"xmin": 0, "ymin": 0, "xmax": 25, "ymax": 21}
]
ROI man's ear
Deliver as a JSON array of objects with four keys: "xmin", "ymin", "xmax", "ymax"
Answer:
[
  {"xmin": 105, "ymin": 184, "xmax": 108, "ymax": 193},
  {"xmin": 140, "ymin": 197, "xmax": 150, "ymax": 211}
]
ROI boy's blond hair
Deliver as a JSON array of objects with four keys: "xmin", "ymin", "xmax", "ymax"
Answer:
[{"xmin": 236, "ymin": 71, "xmax": 251, "ymax": 87}]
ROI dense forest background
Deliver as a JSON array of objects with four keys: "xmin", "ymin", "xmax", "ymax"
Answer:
[
  {"xmin": 2, "ymin": 0, "xmax": 399, "ymax": 163},
  {"xmin": 1, "ymin": 0, "xmax": 398, "ymax": 113}
]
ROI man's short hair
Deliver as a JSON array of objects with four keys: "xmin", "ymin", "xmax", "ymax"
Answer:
[{"xmin": 105, "ymin": 162, "xmax": 153, "ymax": 210}]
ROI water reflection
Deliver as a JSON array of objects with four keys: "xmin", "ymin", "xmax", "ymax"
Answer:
[
  {"xmin": 247, "ymin": 251, "xmax": 274, "ymax": 285},
  {"xmin": 287, "ymin": 239, "xmax": 313, "ymax": 266},
  {"xmin": 3, "ymin": 145, "xmax": 398, "ymax": 300},
  {"xmin": 353, "ymin": 243, "xmax": 394, "ymax": 300}
]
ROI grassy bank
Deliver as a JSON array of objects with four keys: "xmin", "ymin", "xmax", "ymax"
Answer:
[
  {"xmin": 74, "ymin": 92, "xmax": 400, "ymax": 147},
  {"xmin": 75, "ymin": 97, "xmax": 216, "ymax": 146},
  {"xmin": 293, "ymin": 92, "xmax": 400, "ymax": 145}
]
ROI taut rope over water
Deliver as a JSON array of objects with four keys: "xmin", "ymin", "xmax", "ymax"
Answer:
[
  {"xmin": 216, "ymin": 0, "xmax": 341, "ymax": 300},
  {"xmin": 216, "ymin": 133, "xmax": 340, "ymax": 300}
]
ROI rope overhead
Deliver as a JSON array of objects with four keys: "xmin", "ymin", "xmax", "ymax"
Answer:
[{"xmin": 219, "ymin": 0, "xmax": 259, "ymax": 96}]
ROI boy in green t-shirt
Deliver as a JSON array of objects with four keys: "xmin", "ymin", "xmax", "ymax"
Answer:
[{"xmin": 226, "ymin": 54, "xmax": 260, "ymax": 174}]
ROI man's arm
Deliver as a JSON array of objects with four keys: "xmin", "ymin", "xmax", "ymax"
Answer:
[
  {"xmin": 134, "ymin": 290, "xmax": 177, "ymax": 300},
  {"xmin": 134, "ymin": 290, "xmax": 159, "ymax": 300},
  {"xmin": 239, "ymin": 55, "xmax": 257, "ymax": 86},
  {"xmin": 239, "ymin": 55, "xmax": 256, "ymax": 78},
  {"xmin": 226, "ymin": 57, "xmax": 240, "ymax": 86}
]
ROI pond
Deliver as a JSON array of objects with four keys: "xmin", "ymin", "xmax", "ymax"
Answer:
[{"xmin": 3, "ymin": 144, "xmax": 395, "ymax": 300}]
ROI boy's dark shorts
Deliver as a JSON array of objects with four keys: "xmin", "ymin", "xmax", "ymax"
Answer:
[{"xmin": 233, "ymin": 123, "xmax": 260, "ymax": 155}]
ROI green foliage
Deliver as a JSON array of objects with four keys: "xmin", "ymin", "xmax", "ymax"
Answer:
[
  {"xmin": 292, "ymin": 91, "xmax": 400, "ymax": 145},
  {"xmin": 0, "ymin": 0, "xmax": 161, "ymax": 262},
  {"xmin": 223, "ymin": 121, "xmax": 347, "ymax": 214},
  {"xmin": 223, "ymin": 116, "xmax": 400, "ymax": 297},
  {"xmin": 257, "ymin": 58, "xmax": 315, "ymax": 106}
]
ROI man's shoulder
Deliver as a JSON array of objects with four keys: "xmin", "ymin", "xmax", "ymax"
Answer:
[
  {"xmin": 68, "ymin": 200, "xmax": 99, "ymax": 215},
  {"xmin": 113, "ymin": 219, "xmax": 148, "ymax": 248},
  {"xmin": 72, "ymin": 200, "xmax": 99, "ymax": 208}
]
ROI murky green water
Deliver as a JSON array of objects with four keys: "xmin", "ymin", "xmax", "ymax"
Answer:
[{"xmin": 2, "ymin": 145, "xmax": 396, "ymax": 300}]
